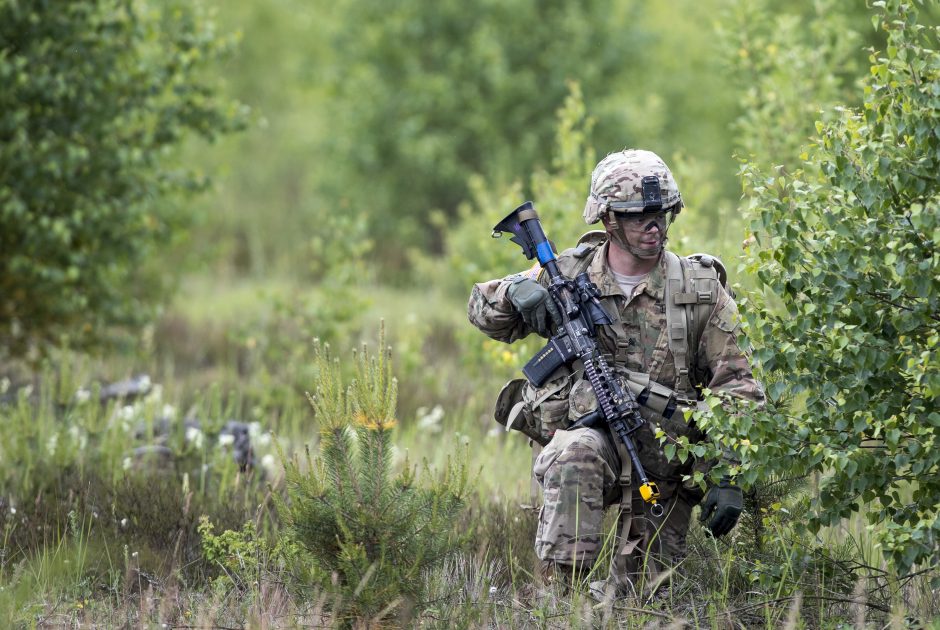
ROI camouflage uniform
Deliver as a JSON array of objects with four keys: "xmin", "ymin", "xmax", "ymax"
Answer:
[{"xmin": 468, "ymin": 235, "xmax": 764, "ymax": 584}]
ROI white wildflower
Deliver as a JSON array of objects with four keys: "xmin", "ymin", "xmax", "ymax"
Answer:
[
  {"xmin": 9, "ymin": 506, "xmax": 15, "ymax": 515},
  {"xmin": 256, "ymin": 432, "xmax": 271, "ymax": 447},
  {"xmin": 261, "ymin": 454, "xmax": 278, "ymax": 475},
  {"xmin": 119, "ymin": 405, "xmax": 137, "ymax": 421},
  {"xmin": 68, "ymin": 425, "xmax": 88, "ymax": 450},
  {"xmin": 0, "ymin": 377, "xmax": 9, "ymax": 395},
  {"xmin": 74, "ymin": 388, "xmax": 91, "ymax": 404},
  {"xmin": 161, "ymin": 404, "xmax": 176, "ymax": 419},
  {"xmin": 20, "ymin": 384, "xmax": 33, "ymax": 398},
  {"xmin": 122, "ymin": 457, "xmax": 132, "ymax": 471},
  {"xmin": 120, "ymin": 518, "xmax": 128, "ymax": 528},
  {"xmin": 218, "ymin": 433, "xmax": 235, "ymax": 447},
  {"xmin": 248, "ymin": 422, "xmax": 262, "ymax": 438},
  {"xmin": 417, "ymin": 404, "xmax": 445, "ymax": 433},
  {"xmin": 185, "ymin": 426, "xmax": 204, "ymax": 449},
  {"xmin": 143, "ymin": 383, "xmax": 161, "ymax": 405}
]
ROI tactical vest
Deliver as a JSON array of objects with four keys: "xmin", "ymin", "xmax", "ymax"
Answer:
[
  {"xmin": 494, "ymin": 231, "xmax": 731, "ymax": 447},
  {"xmin": 559, "ymin": 231, "xmax": 728, "ymax": 399}
]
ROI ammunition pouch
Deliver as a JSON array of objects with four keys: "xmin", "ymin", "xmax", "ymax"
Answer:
[{"xmin": 494, "ymin": 368, "xmax": 576, "ymax": 446}]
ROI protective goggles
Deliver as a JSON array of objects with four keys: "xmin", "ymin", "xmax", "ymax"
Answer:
[{"xmin": 613, "ymin": 211, "xmax": 670, "ymax": 232}]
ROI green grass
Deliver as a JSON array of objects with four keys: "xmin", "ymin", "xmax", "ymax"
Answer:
[{"xmin": 0, "ymin": 276, "xmax": 937, "ymax": 628}]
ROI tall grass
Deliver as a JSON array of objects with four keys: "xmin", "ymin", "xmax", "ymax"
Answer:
[{"xmin": 1, "ymin": 277, "xmax": 936, "ymax": 627}]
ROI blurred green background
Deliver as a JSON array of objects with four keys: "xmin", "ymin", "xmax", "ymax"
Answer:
[{"xmin": 185, "ymin": 0, "xmax": 874, "ymax": 280}]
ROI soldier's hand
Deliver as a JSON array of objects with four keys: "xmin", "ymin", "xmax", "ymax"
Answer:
[
  {"xmin": 699, "ymin": 478, "xmax": 743, "ymax": 537},
  {"xmin": 507, "ymin": 277, "xmax": 561, "ymax": 338}
]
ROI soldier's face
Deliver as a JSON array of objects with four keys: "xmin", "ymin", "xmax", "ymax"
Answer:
[{"xmin": 607, "ymin": 211, "xmax": 668, "ymax": 259}]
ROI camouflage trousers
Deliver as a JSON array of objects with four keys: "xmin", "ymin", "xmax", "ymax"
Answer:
[{"xmin": 533, "ymin": 427, "xmax": 699, "ymax": 585}]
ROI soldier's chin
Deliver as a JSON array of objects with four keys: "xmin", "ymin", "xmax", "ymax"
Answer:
[{"xmin": 630, "ymin": 244, "xmax": 663, "ymax": 259}]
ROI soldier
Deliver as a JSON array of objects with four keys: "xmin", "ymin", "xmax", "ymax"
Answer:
[{"xmin": 467, "ymin": 149, "xmax": 764, "ymax": 597}]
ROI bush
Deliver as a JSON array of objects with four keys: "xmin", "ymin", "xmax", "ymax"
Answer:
[{"xmin": 693, "ymin": 0, "xmax": 940, "ymax": 575}]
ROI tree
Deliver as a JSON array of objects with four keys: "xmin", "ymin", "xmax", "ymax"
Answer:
[
  {"xmin": 277, "ymin": 325, "xmax": 467, "ymax": 621},
  {"xmin": 718, "ymin": 0, "xmax": 865, "ymax": 173},
  {"xmin": 0, "ymin": 0, "xmax": 244, "ymax": 357},
  {"xmin": 694, "ymin": 0, "xmax": 939, "ymax": 574},
  {"xmin": 319, "ymin": 0, "xmax": 656, "ymax": 268}
]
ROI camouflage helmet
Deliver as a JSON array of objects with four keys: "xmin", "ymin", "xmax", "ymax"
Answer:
[{"xmin": 583, "ymin": 149, "xmax": 682, "ymax": 224}]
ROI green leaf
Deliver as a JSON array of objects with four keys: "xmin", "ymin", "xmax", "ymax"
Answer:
[{"xmin": 664, "ymin": 443, "xmax": 677, "ymax": 462}]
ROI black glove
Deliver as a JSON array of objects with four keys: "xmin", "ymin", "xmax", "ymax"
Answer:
[
  {"xmin": 507, "ymin": 277, "xmax": 561, "ymax": 338},
  {"xmin": 699, "ymin": 478, "xmax": 743, "ymax": 537}
]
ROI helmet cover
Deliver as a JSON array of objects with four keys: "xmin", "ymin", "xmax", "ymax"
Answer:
[{"xmin": 583, "ymin": 149, "xmax": 682, "ymax": 224}]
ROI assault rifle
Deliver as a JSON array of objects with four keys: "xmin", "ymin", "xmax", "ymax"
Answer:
[{"xmin": 492, "ymin": 201, "xmax": 666, "ymax": 516}]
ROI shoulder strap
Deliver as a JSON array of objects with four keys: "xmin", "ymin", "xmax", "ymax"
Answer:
[
  {"xmin": 664, "ymin": 252, "xmax": 720, "ymax": 398},
  {"xmin": 541, "ymin": 231, "xmax": 605, "ymax": 284},
  {"xmin": 688, "ymin": 253, "xmax": 730, "ymax": 294},
  {"xmin": 664, "ymin": 252, "xmax": 693, "ymax": 397},
  {"xmin": 576, "ymin": 230, "xmax": 609, "ymax": 248},
  {"xmin": 687, "ymin": 258, "xmax": 721, "ymax": 361}
]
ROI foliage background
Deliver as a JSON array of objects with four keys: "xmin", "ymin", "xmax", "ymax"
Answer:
[{"xmin": 1, "ymin": 0, "xmax": 939, "ymax": 626}]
